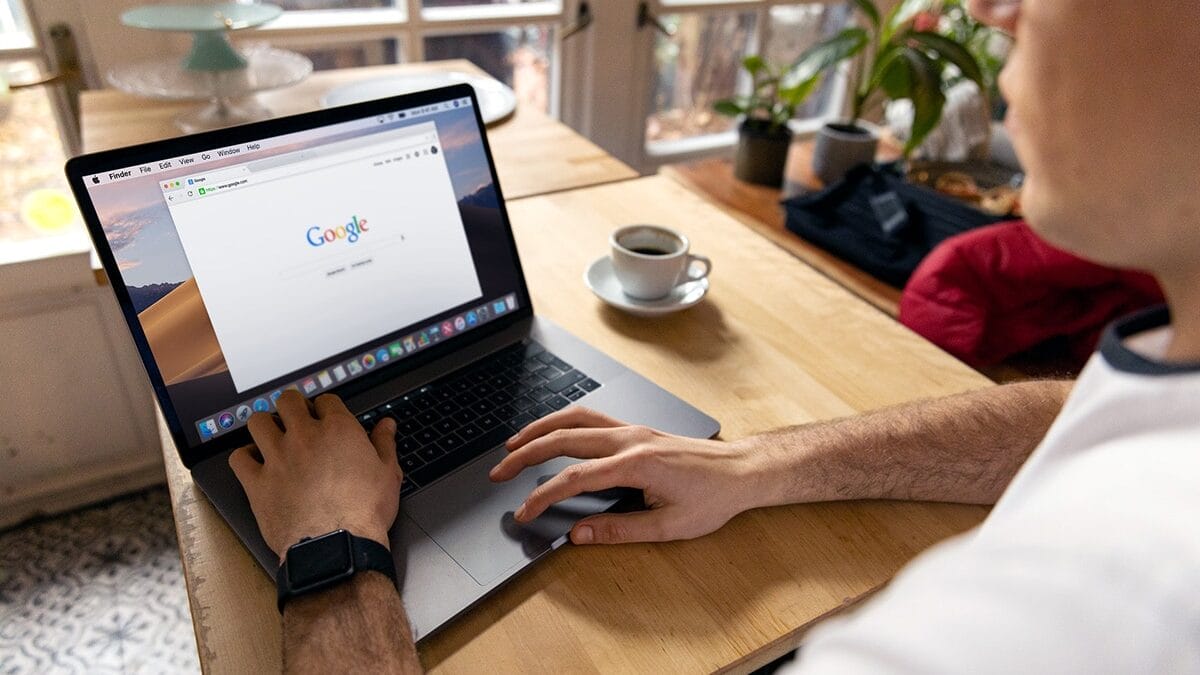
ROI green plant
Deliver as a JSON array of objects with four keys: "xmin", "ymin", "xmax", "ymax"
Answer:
[
  {"xmin": 713, "ymin": 55, "xmax": 821, "ymax": 135},
  {"xmin": 936, "ymin": 0, "xmax": 1011, "ymax": 106},
  {"xmin": 791, "ymin": 0, "xmax": 986, "ymax": 155}
]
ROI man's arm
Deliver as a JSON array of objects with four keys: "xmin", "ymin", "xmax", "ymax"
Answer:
[
  {"xmin": 748, "ymin": 379, "xmax": 1075, "ymax": 507},
  {"xmin": 283, "ymin": 572, "xmax": 417, "ymax": 675},
  {"xmin": 492, "ymin": 380, "xmax": 1072, "ymax": 546},
  {"xmin": 228, "ymin": 390, "xmax": 422, "ymax": 674}
]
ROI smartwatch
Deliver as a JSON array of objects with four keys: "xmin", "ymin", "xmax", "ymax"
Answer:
[{"xmin": 276, "ymin": 529, "xmax": 397, "ymax": 613}]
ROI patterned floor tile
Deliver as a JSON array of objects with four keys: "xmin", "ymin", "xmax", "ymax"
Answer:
[{"xmin": 0, "ymin": 488, "xmax": 200, "ymax": 675}]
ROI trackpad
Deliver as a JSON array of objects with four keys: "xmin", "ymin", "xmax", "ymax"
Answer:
[{"xmin": 402, "ymin": 447, "xmax": 618, "ymax": 586}]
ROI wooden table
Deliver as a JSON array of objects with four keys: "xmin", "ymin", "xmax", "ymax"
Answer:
[
  {"xmin": 79, "ymin": 60, "xmax": 636, "ymax": 200},
  {"xmin": 159, "ymin": 175, "xmax": 991, "ymax": 673},
  {"xmin": 662, "ymin": 138, "xmax": 903, "ymax": 318}
]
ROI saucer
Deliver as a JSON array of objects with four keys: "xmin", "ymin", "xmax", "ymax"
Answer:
[{"xmin": 584, "ymin": 256, "xmax": 709, "ymax": 317}]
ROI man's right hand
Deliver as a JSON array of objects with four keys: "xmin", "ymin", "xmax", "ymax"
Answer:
[{"xmin": 489, "ymin": 407, "xmax": 764, "ymax": 545}]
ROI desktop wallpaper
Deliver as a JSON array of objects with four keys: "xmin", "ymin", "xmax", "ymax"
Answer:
[{"xmin": 86, "ymin": 106, "xmax": 516, "ymax": 445}]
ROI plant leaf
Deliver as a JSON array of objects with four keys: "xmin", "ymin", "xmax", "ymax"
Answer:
[
  {"xmin": 779, "ymin": 77, "xmax": 820, "ymax": 108},
  {"xmin": 904, "ymin": 30, "xmax": 984, "ymax": 87},
  {"xmin": 884, "ymin": 0, "xmax": 931, "ymax": 42},
  {"xmin": 742, "ymin": 55, "xmax": 767, "ymax": 78},
  {"xmin": 899, "ymin": 47, "xmax": 947, "ymax": 155},
  {"xmin": 872, "ymin": 44, "xmax": 909, "ymax": 99},
  {"xmin": 713, "ymin": 99, "xmax": 745, "ymax": 117},
  {"xmin": 788, "ymin": 27, "xmax": 869, "ymax": 85},
  {"xmin": 850, "ymin": 0, "xmax": 880, "ymax": 31}
]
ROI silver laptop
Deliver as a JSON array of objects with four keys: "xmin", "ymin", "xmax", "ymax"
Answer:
[{"xmin": 67, "ymin": 84, "xmax": 719, "ymax": 639}]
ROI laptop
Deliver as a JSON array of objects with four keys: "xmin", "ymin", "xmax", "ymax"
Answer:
[{"xmin": 66, "ymin": 83, "xmax": 719, "ymax": 639}]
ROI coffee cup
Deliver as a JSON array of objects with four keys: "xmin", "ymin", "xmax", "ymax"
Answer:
[{"xmin": 610, "ymin": 225, "xmax": 712, "ymax": 300}]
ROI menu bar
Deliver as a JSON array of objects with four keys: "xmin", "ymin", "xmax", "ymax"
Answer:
[{"xmin": 85, "ymin": 97, "xmax": 474, "ymax": 187}]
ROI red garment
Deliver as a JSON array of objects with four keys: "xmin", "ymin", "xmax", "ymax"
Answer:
[{"xmin": 899, "ymin": 220, "xmax": 1163, "ymax": 368}]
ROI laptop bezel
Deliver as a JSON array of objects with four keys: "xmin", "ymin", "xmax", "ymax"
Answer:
[{"xmin": 66, "ymin": 83, "xmax": 536, "ymax": 469}]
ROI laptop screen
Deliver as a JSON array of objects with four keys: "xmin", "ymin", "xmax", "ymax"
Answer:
[{"xmin": 76, "ymin": 88, "xmax": 527, "ymax": 452}]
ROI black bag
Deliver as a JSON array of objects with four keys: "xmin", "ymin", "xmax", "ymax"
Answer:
[{"xmin": 782, "ymin": 164, "xmax": 1008, "ymax": 288}]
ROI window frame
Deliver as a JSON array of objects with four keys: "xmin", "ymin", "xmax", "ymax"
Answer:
[
  {"xmin": 252, "ymin": 1, "xmax": 572, "ymax": 118},
  {"xmin": 630, "ymin": 0, "xmax": 855, "ymax": 170}
]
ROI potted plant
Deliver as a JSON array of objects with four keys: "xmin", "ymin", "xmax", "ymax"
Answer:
[
  {"xmin": 714, "ymin": 55, "xmax": 821, "ymax": 187},
  {"xmin": 791, "ymin": 0, "xmax": 985, "ymax": 184}
]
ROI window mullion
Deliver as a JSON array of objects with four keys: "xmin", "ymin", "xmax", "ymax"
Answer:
[{"xmin": 406, "ymin": 0, "xmax": 424, "ymax": 61}]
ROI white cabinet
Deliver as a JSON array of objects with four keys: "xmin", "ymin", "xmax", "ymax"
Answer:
[{"xmin": 0, "ymin": 249, "xmax": 161, "ymax": 527}]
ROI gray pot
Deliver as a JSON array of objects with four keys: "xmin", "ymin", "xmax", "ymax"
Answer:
[
  {"xmin": 734, "ymin": 120, "xmax": 793, "ymax": 187},
  {"xmin": 812, "ymin": 123, "xmax": 880, "ymax": 185}
]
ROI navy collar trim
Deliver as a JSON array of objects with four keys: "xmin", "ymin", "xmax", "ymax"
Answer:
[{"xmin": 1100, "ymin": 305, "xmax": 1200, "ymax": 376}]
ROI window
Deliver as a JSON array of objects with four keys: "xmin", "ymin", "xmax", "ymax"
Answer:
[
  {"xmin": 248, "ymin": 0, "xmax": 567, "ymax": 116},
  {"xmin": 0, "ymin": 0, "xmax": 34, "ymax": 53},
  {"xmin": 644, "ymin": 2, "xmax": 852, "ymax": 160}
]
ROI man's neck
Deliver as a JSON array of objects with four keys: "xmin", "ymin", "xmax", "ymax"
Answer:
[{"xmin": 1159, "ymin": 272, "xmax": 1200, "ymax": 362}]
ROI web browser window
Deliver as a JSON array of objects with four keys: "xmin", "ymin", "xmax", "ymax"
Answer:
[
  {"xmin": 167, "ymin": 122, "xmax": 481, "ymax": 392},
  {"xmin": 82, "ymin": 95, "xmax": 527, "ymax": 447}
]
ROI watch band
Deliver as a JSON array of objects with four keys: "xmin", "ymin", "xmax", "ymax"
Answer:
[{"xmin": 277, "ymin": 530, "xmax": 397, "ymax": 613}]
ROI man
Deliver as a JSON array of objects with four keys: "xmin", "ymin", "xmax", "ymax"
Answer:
[{"xmin": 229, "ymin": 0, "xmax": 1200, "ymax": 671}]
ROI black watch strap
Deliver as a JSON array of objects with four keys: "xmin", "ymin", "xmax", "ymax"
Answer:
[{"xmin": 277, "ymin": 530, "xmax": 397, "ymax": 613}]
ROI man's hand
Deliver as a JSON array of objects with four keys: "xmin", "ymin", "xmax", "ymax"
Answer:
[
  {"xmin": 228, "ymin": 390, "xmax": 402, "ymax": 559},
  {"xmin": 490, "ymin": 407, "xmax": 763, "ymax": 545}
]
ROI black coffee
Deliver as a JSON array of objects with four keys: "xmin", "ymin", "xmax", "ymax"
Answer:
[{"xmin": 630, "ymin": 246, "xmax": 673, "ymax": 256}]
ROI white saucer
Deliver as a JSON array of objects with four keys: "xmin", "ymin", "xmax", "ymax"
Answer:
[
  {"xmin": 584, "ymin": 256, "xmax": 709, "ymax": 317},
  {"xmin": 320, "ymin": 71, "xmax": 517, "ymax": 126}
]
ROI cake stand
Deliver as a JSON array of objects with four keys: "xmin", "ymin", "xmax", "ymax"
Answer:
[{"xmin": 108, "ymin": 3, "xmax": 312, "ymax": 133}]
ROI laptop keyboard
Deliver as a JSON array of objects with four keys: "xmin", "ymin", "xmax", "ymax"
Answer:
[{"xmin": 355, "ymin": 339, "xmax": 601, "ymax": 496}]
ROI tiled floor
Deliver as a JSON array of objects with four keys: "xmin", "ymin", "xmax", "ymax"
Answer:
[{"xmin": 0, "ymin": 488, "xmax": 200, "ymax": 674}]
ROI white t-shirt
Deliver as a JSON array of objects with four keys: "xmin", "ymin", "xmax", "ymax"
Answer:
[{"xmin": 787, "ymin": 307, "xmax": 1200, "ymax": 674}]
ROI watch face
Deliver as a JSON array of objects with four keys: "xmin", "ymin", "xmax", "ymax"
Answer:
[{"xmin": 287, "ymin": 530, "xmax": 355, "ymax": 590}]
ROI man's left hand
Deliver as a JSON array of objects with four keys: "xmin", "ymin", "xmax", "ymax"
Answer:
[{"xmin": 228, "ymin": 390, "xmax": 402, "ymax": 560}]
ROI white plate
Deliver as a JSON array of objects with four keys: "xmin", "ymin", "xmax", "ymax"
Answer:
[
  {"xmin": 584, "ymin": 256, "xmax": 709, "ymax": 318},
  {"xmin": 320, "ymin": 71, "xmax": 517, "ymax": 126}
]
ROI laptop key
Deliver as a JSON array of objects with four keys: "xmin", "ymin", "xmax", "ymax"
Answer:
[
  {"xmin": 416, "ymin": 428, "xmax": 439, "ymax": 445},
  {"xmin": 435, "ymin": 400, "xmax": 459, "ymax": 416},
  {"xmin": 546, "ymin": 395, "xmax": 571, "ymax": 411},
  {"xmin": 508, "ymin": 412, "xmax": 536, "ymax": 430},
  {"xmin": 401, "ymin": 478, "xmax": 418, "ymax": 496},
  {"xmin": 530, "ymin": 403, "xmax": 554, "ymax": 418},
  {"xmin": 400, "ymin": 455, "xmax": 424, "ymax": 473},
  {"xmin": 546, "ymin": 370, "xmax": 584, "ymax": 393},
  {"xmin": 408, "ymin": 426, "xmax": 513, "ymax": 487},
  {"xmin": 513, "ymin": 395, "xmax": 537, "ymax": 410},
  {"xmin": 416, "ymin": 410, "xmax": 439, "ymax": 426},
  {"xmin": 397, "ymin": 437, "xmax": 421, "ymax": 454},
  {"xmin": 579, "ymin": 378, "xmax": 601, "ymax": 392},
  {"xmin": 531, "ymin": 387, "xmax": 555, "ymax": 402},
  {"xmin": 436, "ymin": 433, "xmax": 465, "ymax": 453},
  {"xmin": 434, "ymin": 418, "xmax": 456, "ymax": 435},
  {"xmin": 476, "ymin": 414, "xmax": 501, "ymax": 430},
  {"xmin": 418, "ymin": 446, "xmax": 442, "ymax": 462},
  {"xmin": 564, "ymin": 387, "xmax": 587, "ymax": 401},
  {"xmin": 457, "ymin": 422, "xmax": 482, "ymax": 441},
  {"xmin": 397, "ymin": 419, "xmax": 423, "ymax": 436}
]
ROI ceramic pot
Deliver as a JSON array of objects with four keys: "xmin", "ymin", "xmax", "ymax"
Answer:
[
  {"xmin": 734, "ymin": 120, "xmax": 793, "ymax": 187},
  {"xmin": 811, "ymin": 122, "xmax": 879, "ymax": 185}
]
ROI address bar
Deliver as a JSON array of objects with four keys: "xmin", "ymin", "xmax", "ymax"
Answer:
[{"xmin": 204, "ymin": 133, "xmax": 436, "ymax": 194}]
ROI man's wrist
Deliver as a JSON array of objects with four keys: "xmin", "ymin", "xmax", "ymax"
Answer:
[
  {"xmin": 275, "ymin": 525, "xmax": 391, "ymax": 567},
  {"xmin": 733, "ymin": 428, "xmax": 832, "ymax": 510}
]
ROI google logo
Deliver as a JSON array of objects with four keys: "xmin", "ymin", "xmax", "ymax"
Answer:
[{"xmin": 308, "ymin": 215, "xmax": 369, "ymax": 247}]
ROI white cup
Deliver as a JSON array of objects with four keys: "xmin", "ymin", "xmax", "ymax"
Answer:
[{"xmin": 610, "ymin": 225, "xmax": 712, "ymax": 300}]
